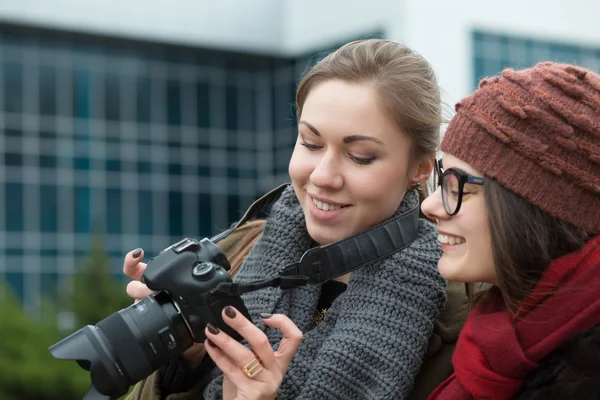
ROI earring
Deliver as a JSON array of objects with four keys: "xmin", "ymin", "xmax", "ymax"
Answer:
[{"xmin": 411, "ymin": 182, "xmax": 422, "ymax": 191}]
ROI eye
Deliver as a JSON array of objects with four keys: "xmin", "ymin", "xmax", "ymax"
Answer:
[
  {"xmin": 300, "ymin": 142, "xmax": 321, "ymax": 151},
  {"xmin": 348, "ymin": 154, "xmax": 376, "ymax": 165}
]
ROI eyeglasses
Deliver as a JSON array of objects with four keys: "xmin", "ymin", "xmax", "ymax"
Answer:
[{"xmin": 434, "ymin": 159, "xmax": 485, "ymax": 216}]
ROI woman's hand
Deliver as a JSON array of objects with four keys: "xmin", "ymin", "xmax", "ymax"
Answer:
[
  {"xmin": 123, "ymin": 248, "xmax": 206, "ymax": 367},
  {"xmin": 203, "ymin": 306, "xmax": 303, "ymax": 400}
]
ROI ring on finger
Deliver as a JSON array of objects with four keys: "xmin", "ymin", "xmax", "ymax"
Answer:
[{"xmin": 241, "ymin": 355, "xmax": 263, "ymax": 379}]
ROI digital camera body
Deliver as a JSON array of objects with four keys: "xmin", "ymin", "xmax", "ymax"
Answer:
[{"xmin": 49, "ymin": 237, "xmax": 251, "ymax": 400}]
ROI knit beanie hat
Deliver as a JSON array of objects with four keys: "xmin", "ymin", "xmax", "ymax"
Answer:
[{"xmin": 441, "ymin": 62, "xmax": 600, "ymax": 235}]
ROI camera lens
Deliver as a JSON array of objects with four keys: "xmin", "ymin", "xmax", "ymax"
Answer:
[
  {"xmin": 49, "ymin": 291, "xmax": 194, "ymax": 398},
  {"xmin": 192, "ymin": 262, "xmax": 216, "ymax": 281}
]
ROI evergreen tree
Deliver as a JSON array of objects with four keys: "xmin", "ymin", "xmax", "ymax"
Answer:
[{"xmin": 68, "ymin": 230, "xmax": 132, "ymax": 327}]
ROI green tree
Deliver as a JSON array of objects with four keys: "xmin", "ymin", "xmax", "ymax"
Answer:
[
  {"xmin": 67, "ymin": 231, "xmax": 132, "ymax": 327},
  {"xmin": 0, "ymin": 286, "xmax": 90, "ymax": 400}
]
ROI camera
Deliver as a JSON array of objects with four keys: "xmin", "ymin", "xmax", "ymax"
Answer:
[{"xmin": 49, "ymin": 237, "xmax": 252, "ymax": 400}]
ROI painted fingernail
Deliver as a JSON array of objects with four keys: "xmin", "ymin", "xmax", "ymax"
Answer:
[
  {"xmin": 206, "ymin": 323, "xmax": 220, "ymax": 335},
  {"xmin": 206, "ymin": 339, "xmax": 216, "ymax": 348},
  {"xmin": 224, "ymin": 306, "xmax": 237, "ymax": 319},
  {"xmin": 132, "ymin": 248, "xmax": 142, "ymax": 258},
  {"xmin": 260, "ymin": 313, "xmax": 272, "ymax": 319}
]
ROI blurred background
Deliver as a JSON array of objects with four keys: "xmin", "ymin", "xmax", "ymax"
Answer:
[{"xmin": 0, "ymin": 0, "xmax": 598, "ymax": 398}]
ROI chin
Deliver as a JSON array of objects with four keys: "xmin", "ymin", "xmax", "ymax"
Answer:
[
  {"xmin": 436, "ymin": 256, "xmax": 465, "ymax": 282},
  {"xmin": 306, "ymin": 226, "xmax": 340, "ymax": 246}
]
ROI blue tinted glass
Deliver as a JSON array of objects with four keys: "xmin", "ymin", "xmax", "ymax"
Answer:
[
  {"xmin": 5, "ymin": 152, "xmax": 23, "ymax": 166},
  {"xmin": 105, "ymin": 73, "xmax": 121, "ymax": 121},
  {"xmin": 3, "ymin": 272, "xmax": 24, "ymax": 302},
  {"xmin": 40, "ymin": 272, "xmax": 59, "ymax": 300},
  {"xmin": 74, "ymin": 186, "xmax": 90, "ymax": 233},
  {"xmin": 73, "ymin": 157, "xmax": 90, "ymax": 170},
  {"xmin": 169, "ymin": 191, "xmax": 183, "ymax": 237},
  {"xmin": 226, "ymin": 85, "xmax": 238, "ymax": 130},
  {"xmin": 3, "ymin": 60, "xmax": 23, "ymax": 113},
  {"xmin": 168, "ymin": 163, "xmax": 182, "ymax": 175},
  {"xmin": 138, "ymin": 189, "xmax": 153, "ymax": 235},
  {"xmin": 39, "ymin": 65, "xmax": 57, "ymax": 115},
  {"xmin": 39, "ymin": 154, "xmax": 57, "ymax": 168},
  {"xmin": 137, "ymin": 161, "xmax": 151, "ymax": 173},
  {"xmin": 228, "ymin": 194, "xmax": 240, "ymax": 222},
  {"xmin": 167, "ymin": 80, "xmax": 181, "ymax": 125},
  {"xmin": 40, "ymin": 185, "xmax": 58, "ymax": 233},
  {"xmin": 106, "ymin": 159, "xmax": 121, "ymax": 172},
  {"xmin": 73, "ymin": 69, "xmax": 91, "ymax": 118},
  {"xmin": 198, "ymin": 195, "xmax": 212, "ymax": 237},
  {"xmin": 238, "ymin": 87, "xmax": 256, "ymax": 131},
  {"xmin": 196, "ymin": 81, "xmax": 210, "ymax": 127},
  {"xmin": 5, "ymin": 183, "xmax": 23, "ymax": 232},
  {"xmin": 106, "ymin": 188, "xmax": 122, "ymax": 234},
  {"xmin": 136, "ymin": 76, "xmax": 151, "ymax": 123}
]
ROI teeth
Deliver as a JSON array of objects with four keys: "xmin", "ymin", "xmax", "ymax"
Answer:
[
  {"xmin": 438, "ymin": 234, "xmax": 465, "ymax": 245},
  {"xmin": 312, "ymin": 197, "xmax": 342, "ymax": 211}
]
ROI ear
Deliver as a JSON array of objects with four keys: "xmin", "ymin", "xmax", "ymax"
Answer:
[{"xmin": 410, "ymin": 157, "xmax": 434, "ymax": 185}]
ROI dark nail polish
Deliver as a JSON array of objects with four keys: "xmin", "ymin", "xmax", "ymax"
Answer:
[
  {"xmin": 206, "ymin": 339, "xmax": 216, "ymax": 348},
  {"xmin": 132, "ymin": 248, "xmax": 142, "ymax": 258},
  {"xmin": 224, "ymin": 306, "xmax": 237, "ymax": 319},
  {"xmin": 260, "ymin": 313, "xmax": 272, "ymax": 319},
  {"xmin": 206, "ymin": 323, "xmax": 220, "ymax": 335}
]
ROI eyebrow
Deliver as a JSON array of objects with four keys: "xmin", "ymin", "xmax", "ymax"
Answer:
[{"xmin": 298, "ymin": 120, "xmax": 384, "ymax": 146}]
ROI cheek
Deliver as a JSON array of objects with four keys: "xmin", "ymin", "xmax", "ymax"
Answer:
[
  {"xmin": 467, "ymin": 214, "xmax": 496, "ymax": 281},
  {"xmin": 288, "ymin": 146, "xmax": 310, "ymax": 184}
]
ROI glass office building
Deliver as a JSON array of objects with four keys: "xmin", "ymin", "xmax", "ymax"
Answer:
[
  {"xmin": 0, "ymin": 23, "xmax": 355, "ymax": 315},
  {"xmin": 473, "ymin": 30, "xmax": 600, "ymax": 88}
]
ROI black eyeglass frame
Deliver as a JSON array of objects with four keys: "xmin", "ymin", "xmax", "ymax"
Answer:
[{"xmin": 434, "ymin": 159, "xmax": 485, "ymax": 216}]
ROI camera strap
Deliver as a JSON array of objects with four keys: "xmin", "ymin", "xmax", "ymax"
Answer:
[{"xmin": 211, "ymin": 184, "xmax": 420, "ymax": 296}]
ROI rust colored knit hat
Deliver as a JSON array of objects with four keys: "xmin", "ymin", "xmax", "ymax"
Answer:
[{"xmin": 441, "ymin": 62, "xmax": 600, "ymax": 235}]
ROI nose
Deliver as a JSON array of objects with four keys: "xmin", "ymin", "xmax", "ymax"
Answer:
[
  {"xmin": 309, "ymin": 150, "xmax": 344, "ymax": 190},
  {"xmin": 421, "ymin": 185, "xmax": 449, "ymax": 221}
]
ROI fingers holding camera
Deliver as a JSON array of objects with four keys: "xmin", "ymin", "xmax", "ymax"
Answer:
[
  {"xmin": 203, "ymin": 307, "xmax": 302, "ymax": 400},
  {"xmin": 123, "ymin": 248, "xmax": 146, "ymax": 280},
  {"xmin": 125, "ymin": 280, "xmax": 155, "ymax": 301}
]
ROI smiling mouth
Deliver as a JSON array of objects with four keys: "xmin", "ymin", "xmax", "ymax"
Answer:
[
  {"xmin": 438, "ymin": 234, "xmax": 466, "ymax": 245},
  {"xmin": 310, "ymin": 197, "xmax": 350, "ymax": 211}
]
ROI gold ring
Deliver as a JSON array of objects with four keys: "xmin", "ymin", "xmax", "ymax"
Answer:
[{"xmin": 242, "ymin": 356, "xmax": 263, "ymax": 379}]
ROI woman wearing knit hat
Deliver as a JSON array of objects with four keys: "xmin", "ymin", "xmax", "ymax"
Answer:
[
  {"xmin": 422, "ymin": 62, "xmax": 600, "ymax": 399},
  {"xmin": 122, "ymin": 39, "xmax": 462, "ymax": 400}
]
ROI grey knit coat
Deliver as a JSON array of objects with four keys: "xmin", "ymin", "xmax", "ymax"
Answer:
[{"xmin": 204, "ymin": 186, "xmax": 446, "ymax": 399}]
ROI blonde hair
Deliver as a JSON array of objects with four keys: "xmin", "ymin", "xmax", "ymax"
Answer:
[
  {"xmin": 296, "ymin": 39, "xmax": 442, "ymax": 163},
  {"xmin": 216, "ymin": 219, "xmax": 266, "ymax": 278}
]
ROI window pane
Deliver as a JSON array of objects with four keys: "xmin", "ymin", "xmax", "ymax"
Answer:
[
  {"xmin": 3, "ymin": 272, "xmax": 24, "ymax": 302},
  {"xmin": 3, "ymin": 60, "xmax": 23, "ymax": 113},
  {"xmin": 226, "ymin": 85, "xmax": 238, "ymax": 130},
  {"xmin": 39, "ymin": 65, "xmax": 57, "ymax": 116},
  {"xmin": 73, "ymin": 69, "xmax": 91, "ymax": 118},
  {"xmin": 169, "ymin": 191, "xmax": 183, "ymax": 237},
  {"xmin": 5, "ymin": 183, "xmax": 23, "ymax": 232},
  {"xmin": 136, "ymin": 76, "xmax": 151, "ymax": 123},
  {"xmin": 106, "ymin": 188, "xmax": 122, "ymax": 234},
  {"xmin": 74, "ymin": 186, "xmax": 90, "ymax": 233},
  {"xmin": 138, "ymin": 189, "xmax": 153, "ymax": 235},
  {"xmin": 167, "ymin": 80, "xmax": 181, "ymax": 125},
  {"xmin": 40, "ymin": 185, "xmax": 58, "ymax": 233},
  {"xmin": 196, "ymin": 81, "xmax": 210, "ymax": 127},
  {"xmin": 105, "ymin": 73, "xmax": 121, "ymax": 121}
]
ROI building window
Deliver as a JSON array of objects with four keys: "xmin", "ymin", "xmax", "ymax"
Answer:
[{"xmin": 473, "ymin": 31, "xmax": 600, "ymax": 89}]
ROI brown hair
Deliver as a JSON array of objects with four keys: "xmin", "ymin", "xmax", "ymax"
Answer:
[
  {"xmin": 466, "ymin": 178, "xmax": 589, "ymax": 314},
  {"xmin": 296, "ymin": 39, "xmax": 443, "ymax": 196},
  {"xmin": 216, "ymin": 219, "xmax": 266, "ymax": 278}
]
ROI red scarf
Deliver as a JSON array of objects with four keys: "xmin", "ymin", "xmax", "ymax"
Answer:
[{"xmin": 430, "ymin": 235, "xmax": 600, "ymax": 400}]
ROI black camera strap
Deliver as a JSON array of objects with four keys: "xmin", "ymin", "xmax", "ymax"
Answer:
[{"xmin": 211, "ymin": 184, "xmax": 421, "ymax": 296}]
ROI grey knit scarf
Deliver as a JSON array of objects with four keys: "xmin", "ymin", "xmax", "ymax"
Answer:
[{"xmin": 204, "ymin": 186, "xmax": 446, "ymax": 399}]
